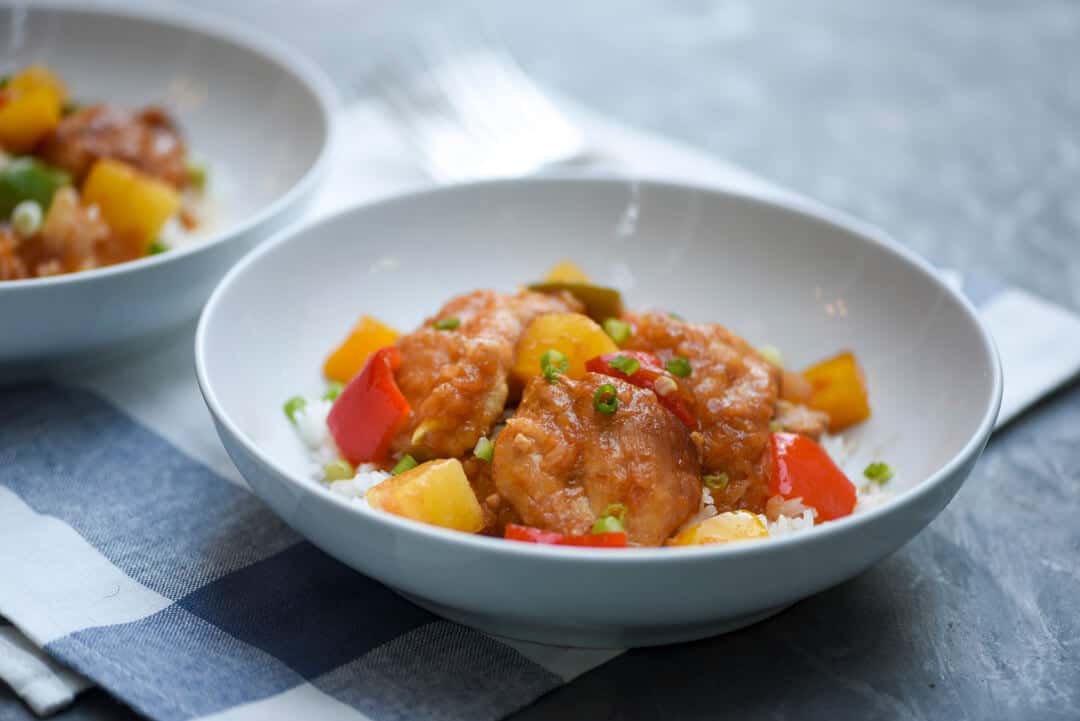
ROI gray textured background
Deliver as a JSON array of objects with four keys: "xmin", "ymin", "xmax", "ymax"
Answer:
[{"xmin": 3, "ymin": 1, "xmax": 1078, "ymax": 719}]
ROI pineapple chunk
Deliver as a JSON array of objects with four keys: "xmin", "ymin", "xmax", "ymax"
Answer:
[
  {"xmin": 543, "ymin": 260, "xmax": 591, "ymax": 284},
  {"xmin": 82, "ymin": 158, "xmax": 180, "ymax": 252},
  {"xmin": 366, "ymin": 458, "xmax": 484, "ymax": 533},
  {"xmin": 8, "ymin": 65, "xmax": 68, "ymax": 105},
  {"xmin": 668, "ymin": 511, "xmax": 769, "ymax": 546},
  {"xmin": 0, "ymin": 87, "xmax": 61, "ymax": 152},
  {"xmin": 512, "ymin": 312, "xmax": 618, "ymax": 384}
]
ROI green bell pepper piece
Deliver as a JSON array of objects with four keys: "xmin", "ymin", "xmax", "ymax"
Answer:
[{"xmin": 0, "ymin": 157, "xmax": 72, "ymax": 219}]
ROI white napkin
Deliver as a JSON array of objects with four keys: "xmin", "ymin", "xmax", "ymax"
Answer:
[{"xmin": 3, "ymin": 99, "xmax": 1079, "ymax": 716}]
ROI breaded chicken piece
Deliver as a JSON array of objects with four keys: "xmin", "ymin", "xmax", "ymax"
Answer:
[
  {"xmin": 623, "ymin": 311, "xmax": 779, "ymax": 513},
  {"xmin": 393, "ymin": 289, "xmax": 580, "ymax": 460},
  {"xmin": 38, "ymin": 105, "xmax": 189, "ymax": 188},
  {"xmin": 492, "ymin": 373, "xmax": 701, "ymax": 546}
]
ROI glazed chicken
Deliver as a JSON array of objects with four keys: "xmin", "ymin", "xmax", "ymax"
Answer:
[
  {"xmin": 308, "ymin": 266, "xmax": 876, "ymax": 547},
  {"xmin": 392, "ymin": 289, "xmax": 582, "ymax": 460},
  {"xmin": 623, "ymin": 311, "xmax": 780, "ymax": 513},
  {"xmin": 38, "ymin": 105, "xmax": 189, "ymax": 189},
  {"xmin": 0, "ymin": 187, "xmax": 117, "ymax": 279},
  {"xmin": 492, "ymin": 373, "xmax": 702, "ymax": 546}
]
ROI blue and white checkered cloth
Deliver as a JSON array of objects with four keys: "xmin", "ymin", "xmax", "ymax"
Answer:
[{"xmin": 3, "ymin": 101, "xmax": 1080, "ymax": 720}]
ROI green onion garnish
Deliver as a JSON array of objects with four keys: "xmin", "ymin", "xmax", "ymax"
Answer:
[
  {"xmin": 434, "ymin": 317, "xmax": 460, "ymax": 331},
  {"xmin": 147, "ymin": 240, "xmax": 168, "ymax": 255},
  {"xmin": 0, "ymin": 74, "xmax": 10, "ymax": 89},
  {"xmin": 591, "ymin": 504, "xmax": 628, "ymax": 533},
  {"xmin": 757, "ymin": 345, "xmax": 784, "ymax": 368},
  {"xmin": 591, "ymin": 515, "xmax": 624, "ymax": 534},
  {"xmin": 324, "ymin": 459, "xmax": 354, "ymax": 481},
  {"xmin": 769, "ymin": 420, "xmax": 784, "ymax": 432},
  {"xmin": 665, "ymin": 357, "xmax": 692, "ymax": 378},
  {"xmin": 392, "ymin": 454, "xmax": 418, "ymax": 475},
  {"xmin": 608, "ymin": 354, "xmax": 640, "ymax": 376},
  {"xmin": 474, "ymin": 436, "xmax": 494, "ymax": 462},
  {"xmin": 322, "ymin": 381, "xmax": 344, "ymax": 401},
  {"xmin": 602, "ymin": 318, "xmax": 632, "ymax": 345},
  {"xmin": 61, "ymin": 101, "xmax": 81, "ymax": 117},
  {"xmin": 703, "ymin": 473, "xmax": 729, "ymax": 491},
  {"xmin": 863, "ymin": 462, "xmax": 894, "ymax": 484},
  {"xmin": 540, "ymin": 349, "xmax": 569, "ymax": 383},
  {"xmin": 603, "ymin": 503, "xmax": 628, "ymax": 522},
  {"xmin": 10, "ymin": 200, "xmax": 42, "ymax": 238},
  {"xmin": 283, "ymin": 396, "xmax": 307, "ymax": 424},
  {"xmin": 593, "ymin": 383, "xmax": 619, "ymax": 414},
  {"xmin": 187, "ymin": 162, "xmax": 208, "ymax": 191},
  {"xmin": 668, "ymin": 311, "xmax": 684, "ymax": 321}
]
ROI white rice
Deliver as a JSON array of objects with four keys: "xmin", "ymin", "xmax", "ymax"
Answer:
[
  {"xmin": 288, "ymin": 396, "xmax": 396, "ymax": 508},
  {"xmin": 326, "ymin": 467, "xmax": 391, "ymax": 504},
  {"xmin": 287, "ymin": 392, "xmax": 893, "ymax": 539}
]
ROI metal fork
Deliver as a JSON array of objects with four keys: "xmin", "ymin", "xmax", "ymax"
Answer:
[{"xmin": 361, "ymin": 31, "xmax": 590, "ymax": 183}]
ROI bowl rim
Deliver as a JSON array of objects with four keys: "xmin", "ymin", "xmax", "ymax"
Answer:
[
  {"xmin": 0, "ymin": 0, "xmax": 340, "ymax": 291},
  {"xmin": 195, "ymin": 175, "xmax": 1003, "ymax": 564}
]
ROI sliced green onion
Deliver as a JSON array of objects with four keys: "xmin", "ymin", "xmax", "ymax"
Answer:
[
  {"xmin": 602, "ymin": 317, "xmax": 632, "ymax": 345},
  {"xmin": 61, "ymin": 101, "xmax": 81, "ymax": 117},
  {"xmin": 591, "ymin": 515, "xmax": 624, "ymax": 534},
  {"xmin": 757, "ymin": 345, "xmax": 784, "ymax": 368},
  {"xmin": 434, "ymin": 317, "xmax": 460, "ymax": 331},
  {"xmin": 668, "ymin": 311, "xmax": 684, "ymax": 321},
  {"xmin": 769, "ymin": 420, "xmax": 784, "ymax": 432},
  {"xmin": 593, "ymin": 383, "xmax": 619, "ymax": 414},
  {"xmin": 603, "ymin": 503, "xmax": 628, "ymax": 522},
  {"xmin": 608, "ymin": 354, "xmax": 640, "ymax": 376},
  {"xmin": 474, "ymin": 436, "xmax": 494, "ymax": 462},
  {"xmin": 322, "ymin": 381, "xmax": 344, "ymax": 401},
  {"xmin": 703, "ymin": 472, "xmax": 729, "ymax": 491},
  {"xmin": 665, "ymin": 356, "xmax": 692, "ymax": 378},
  {"xmin": 187, "ymin": 161, "xmax": 208, "ymax": 191},
  {"xmin": 592, "ymin": 502, "xmax": 628, "ymax": 534},
  {"xmin": 147, "ymin": 240, "xmax": 168, "ymax": 255},
  {"xmin": 391, "ymin": 454, "xmax": 418, "ymax": 475},
  {"xmin": 324, "ymin": 459, "xmax": 354, "ymax": 481},
  {"xmin": 283, "ymin": 396, "xmax": 307, "ymax": 424},
  {"xmin": 10, "ymin": 199, "xmax": 42, "ymax": 237},
  {"xmin": 0, "ymin": 74, "xmax": 10, "ymax": 89},
  {"xmin": 540, "ymin": 348, "xmax": 568, "ymax": 383},
  {"xmin": 863, "ymin": 462, "xmax": 894, "ymax": 484}
]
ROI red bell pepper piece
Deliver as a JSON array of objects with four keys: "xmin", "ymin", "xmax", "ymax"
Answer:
[
  {"xmin": 769, "ymin": 432, "xmax": 856, "ymax": 521},
  {"xmin": 585, "ymin": 351, "xmax": 697, "ymax": 428},
  {"xmin": 327, "ymin": 346, "xmax": 411, "ymax": 465},
  {"xmin": 504, "ymin": 524, "xmax": 628, "ymax": 548}
]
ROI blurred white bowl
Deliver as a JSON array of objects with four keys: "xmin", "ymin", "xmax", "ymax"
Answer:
[
  {"xmin": 0, "ymin": 3, "xmax": 336, "ymax": 378},
  {"xmin": 197, "ymin": 177, "xmax": 1001, "ymax": 648}
]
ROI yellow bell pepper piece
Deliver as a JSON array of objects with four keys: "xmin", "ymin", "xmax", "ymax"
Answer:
[
  {"xmin": 543, "ymin": 260, "xmax": 591, "ymax": 284},
  {"xmin": 668, "ymin": 511, "xmax": 769, "ymax": 546},
  {"xmin": 512, "ymin": 312, "xmax": 618, "ymax": 384},
  {"xmin": 366, "ymin": 458, "xmax": 484, "ymax": 533},
  {"xmin": 8, "ymin": 65, "xmax": 68, "ymax": 105},
  {"xmin": 323, "ymin": 315, "xmax": 399, "ymax": 383},
  {"xmin": 0, "ymin": 87, "xmax": 61, "ymax": 153},
  {"xmin": 81, "ymin": 159, "xmax": 180, "ymax": 252},
  {"xmin": 802, "ymin": 351, "xmax": 871, "ymax": 432}
]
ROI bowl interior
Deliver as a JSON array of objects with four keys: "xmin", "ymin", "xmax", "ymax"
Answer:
[
  {"xmin": 202, "ymin": 178, "xmax": 998, "ymax": 509},
  {"xmin": 1, "ymin": 5, "xmax": 331, "ymax": 238}
]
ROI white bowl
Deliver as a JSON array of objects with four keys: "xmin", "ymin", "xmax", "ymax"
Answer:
[
  {"xmin": 0, "ymin": 3, "xmax": 336, "ymax": 378},
  {"xmin": 196, "ymin": 178, "xmax": 1001, "ymax": 648}
]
